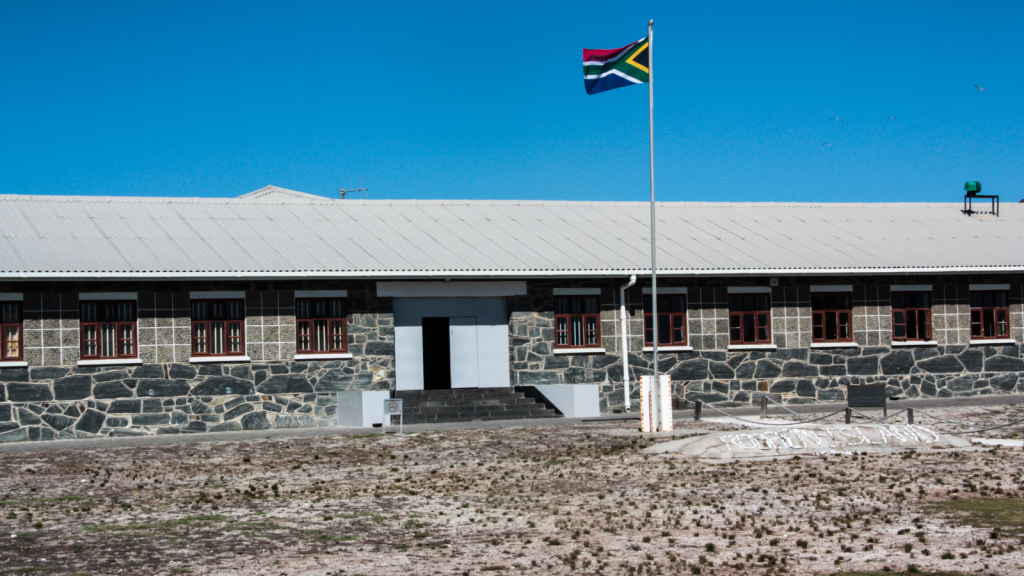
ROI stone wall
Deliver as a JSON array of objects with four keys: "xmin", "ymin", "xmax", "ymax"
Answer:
[
  {"xmin": 0, "ymin": 358, "xmax": 398, "ymax": 442},
  {"xmin": 509, "ymin": 277, "xmax": 1024, "ymax": 412},
  {"xmin": 0, "ymin": 280, "xmax": 396, "ymax": 442},
  {"xmin": 2, "ymin": 276, "xmax": 1023, "ymax": 441}
]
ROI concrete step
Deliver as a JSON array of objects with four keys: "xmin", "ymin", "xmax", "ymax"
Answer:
[
  {"xmin": 402, "ymin": 408, "xmax": 558, "ymax": 424},
  {"xmin": 393, "ymin": 387, "xmax": 560, "ymax": 424}
]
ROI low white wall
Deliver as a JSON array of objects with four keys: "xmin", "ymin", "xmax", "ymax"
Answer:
[
  {"xmin": 337, "ymin": 391, "xmax": 391, "ymax": 427},
  {"xmin": 529, "ymin": 384, "xmax": 600, "ymax": 418}
]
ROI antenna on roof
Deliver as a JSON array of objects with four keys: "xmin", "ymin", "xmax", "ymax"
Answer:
[{"xmin": 338, "ymin": 177, "xmax": 368, "ymax": 200}]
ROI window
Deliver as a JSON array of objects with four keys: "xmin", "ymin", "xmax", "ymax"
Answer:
[
  {"xmin": 555, "ymin": 296, "xmax": 600, "ymax": 348},
  {"xmin": 729, "ymin": 294, "xmax": 771, "ymax": 344},
  {"xmin": 80, "ymin": 301, "xmax": 137, "ymax": 359},
  {"xmin": 970, "ymin": 291, "xmax": 1009, "ymax": 340},
  {"xmin": 191, "ymin": 300, "xmax": 245, "ymax": 356},
  {"xmin": 811, "ymin": 293, "xmax": 852, "ymax": 343},
  {"xmin": 892, "ymin": 292, "xmax": 931, "ymax": 342},
  {"xmin": 1, "ymin": 302, "xmax": 22, "ymax": 361},
  {"xmin": 644, "ymin": 295, "xmax": 687, "ymax": 346},
  {"xmin": 296, "ymin": 298, "xmax": 347, "ymax": 354}
]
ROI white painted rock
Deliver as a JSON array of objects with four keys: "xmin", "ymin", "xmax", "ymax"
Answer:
[{"xmin": 643, "ymin": 424, "xmax": 971, "ymax": 459}]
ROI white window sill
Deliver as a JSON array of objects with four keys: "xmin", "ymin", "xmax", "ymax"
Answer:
[
  {"xmin": 727, "ymin": 344, "xmax": 777, "ymax": 351},
  {"xmin": 810, "ymin": 342, "xmax": 859, "ymax": 349},
  {"xmin": 77, "ymin": 358, "xmax": 143, "ymax": 367},
  {"xmin": 891, "ymin": 341, "xmax": 939, "ymax": 347},
  {"xmin": 969, "ymin": 339, "xmax": 1017, "ymax": 346},
  {"xmin": 642, "ymin": 346, "xmax": 693, "ymax": 352},
  {"xmin": 294, "ymin": 353, "xmax": 353, "ymax": 361},
  {"xmin": 189, "ymin": 356, "xmax": 251, "ymax": 364},
  {"xmin": 553, "ymin": 347, "xmax": 606, "ymax": 355},
  {"xmin": 0, "ymin": 361, "xmax": 28, "ymax": 368}
]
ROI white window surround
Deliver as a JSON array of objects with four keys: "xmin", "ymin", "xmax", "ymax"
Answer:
[
  {"xmin": 0, "ymin": 361, "xmax": 28, "ymax": 368},
  {"xmin": 0, "ymin": 293, "xmax": 23, "ymax": 301},
  {"xmin": 189, "ymin": 355, "xmax": 251, "ymax": 364},
  {"xmin": 810, "ymin": 285, "xmax": 853, "ymax": 293},
  {"xmin": 553, "ymin": 347, "xmax": 606, "ymax": 355},
  {"xmin": 727, "ymin": 286, "xmax": 772, "ymax": 294},
  {"xmin": 79, "ymin": 292, "xmax": 137, "ymax": 301},
  {"xmin": 642, "ymin": 287, "xmax": 687, "ymax": 294},
  {"xmin": 969, "ymin": 284, "xmax": 1010, "ymax": 291},
  {"xmin": 294, "ymin": 353, "xmax": 353, "ymax": 361},
  {"xmin": 727, "ymin": 344, "xmax": 777, "ymax": 351},
  {"xmin": 295, "ymin": 290, "xmax": 347, "ymax": 298},
  {"xmin": 553, "ymin": 288, "xmax": 602, "ymax": 296},
  {"xmin": 643, "ymin": 345, "xmax": 693, "ymax": 352},
  {"xmin": 190, "ymin": 291, "xmax": 245, "ymax": 299},
  {"xmin": 810, "ymin": 342, "xmax": 859, "ymax": 349},
  {"xmin": 891, "ymin": 285, "xmax": 932, "ymax": 292},
  {"xmin": 891, "ymin": 340, "xmax": 939, "ymax": 347},
  {"xmin": 77, "ymin": 358, "xmax": 143, "ymax": 367},
  {"xmin": 969, "ymin": 338, "xmax": 1017, "ymax": 346}
]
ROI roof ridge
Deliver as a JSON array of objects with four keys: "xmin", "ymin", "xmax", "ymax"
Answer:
[{"xmin": 0, "ymin": 194, "xmax": 989, "ymax": 207}]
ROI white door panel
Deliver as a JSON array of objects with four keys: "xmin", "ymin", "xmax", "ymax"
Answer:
[{"xmin": 449, "ymin": 316, "xmax": 479, "ymax": 389}]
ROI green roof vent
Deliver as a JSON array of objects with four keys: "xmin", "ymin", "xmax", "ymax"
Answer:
[{"xmin": 962, "ymin": 181, "xmax": 998, "ymax": 217}]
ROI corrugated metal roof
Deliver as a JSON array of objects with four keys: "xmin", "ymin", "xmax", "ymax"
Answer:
[{"xmin": 1, "ymin": 186, "xmax": 1021, "ymax": 278}]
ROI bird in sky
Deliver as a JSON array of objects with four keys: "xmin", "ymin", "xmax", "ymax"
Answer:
[
  {"xmin": 833, "ymin": 117, "xmax": 843, "ymax": 122},
  {"xmin": 888, "ymin": 116, "xmax": 896, "ymax": 120},
  {"xmin": 975, "ymin": 84, "xmax": 986, "ymax": 91},
  {"xmin": 822, "ymin": 143, "xmax": 832, "ymax": 146}
]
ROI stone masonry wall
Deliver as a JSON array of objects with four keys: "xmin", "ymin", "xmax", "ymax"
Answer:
[
  {"xmin": 510, "ymin": 276, "xmax": 1024, "ymax": 412},
  {"xmin": 0, "ymin": 280, "xmax": 395, "ymax": 442}
]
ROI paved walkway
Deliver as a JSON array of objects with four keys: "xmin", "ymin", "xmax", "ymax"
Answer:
[{"xmin": 2, "ymin": 394, "xmax": 1021, "ymax": 454}]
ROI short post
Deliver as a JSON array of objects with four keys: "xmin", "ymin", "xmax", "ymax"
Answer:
[
  {"xmin": 760, "ymin": 396, "xmax": 768, "ymax": 419},
  {"xmin": 906, "ymin": 408, "xmax": 914, "ymax": 425},
  {"xmin": 845, "ymin": 408, "xmax": 852, "ymax": 425},
  {"xmin": 694, "ymin": 400, "xmax": 702, "ymax": 422}
]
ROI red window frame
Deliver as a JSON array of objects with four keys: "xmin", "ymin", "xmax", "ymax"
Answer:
[
  {"xmin": 811, "ymin": 293, "xmax": 853, "ymax": 343},
  {"xmin": 970, "ymin": 291, "xmax": 1010, "ymax": 340},
  {"xmin": 729, "ymin": 293, "xmax": 771, "ymax": 344},
  {"xmin": 891, "ymin": 291, "xmax": 932, "ymax": 342},
  {"xmin": 643, "ymin": 294, "xmax": 687, "ymax": 346},
  {"xmin": 1, "ymin": 301, "xmax": 23, "ymax": 362},
  {"xmin": 554, "ymin": 295, "xmax": 601, "ymax": 349},
  {"xmin": 80, "ymin": 301, "xmax": 138, "ymax": 360},
  {"xmin": 295, "ymin": 298, "xmax": 348, "ymax": 354},
  {"xmin": 191, "ymin": 299, "xmax": 246, "ymax": 357}
]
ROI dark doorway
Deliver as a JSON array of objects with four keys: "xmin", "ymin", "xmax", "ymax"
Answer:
[{"xmin": 421, "ymin": 317, "xmax": 451, "ymax": 390}]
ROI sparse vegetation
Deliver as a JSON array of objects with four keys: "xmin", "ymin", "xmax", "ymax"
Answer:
[{"xmin": 1, "ymin": 404, "xmax": 1023, "ymax": 574}]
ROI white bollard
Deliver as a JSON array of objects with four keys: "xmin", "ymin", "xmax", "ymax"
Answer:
[
  {"xmin": 659, "ymin": 375, "xmax": 673, "ymax": 432},
  {"xmin": 641, "ymin": 375, "xmax": 673, "ymax": 432},
  {"xmin": 640, "ymin": 375, "xmax": 653, "ymax": 433}
]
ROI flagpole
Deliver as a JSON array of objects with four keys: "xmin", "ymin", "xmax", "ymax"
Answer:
[{"xmin": 647, "ymin": 19, "xmax": 660, "ymax": 432}]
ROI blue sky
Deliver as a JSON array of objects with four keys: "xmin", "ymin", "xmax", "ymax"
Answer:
[{"xmin": 1, "ymin": 1, "xmax": 1021, "ymax": 203}]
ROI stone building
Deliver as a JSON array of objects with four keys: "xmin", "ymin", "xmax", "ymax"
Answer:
[{"xmin": 0, "ymin": 186, "xmax": 1022, "ymax": 441}]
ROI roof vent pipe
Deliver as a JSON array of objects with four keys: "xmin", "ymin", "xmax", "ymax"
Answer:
[{"xmin": 619, "ymin": 274, "xmax": 637, "ymax": 412}]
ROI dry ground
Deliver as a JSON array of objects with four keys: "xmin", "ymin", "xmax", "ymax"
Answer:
[{"xmin": 2, "ymin": 404, "xmax": 1024, "ymax": 576}]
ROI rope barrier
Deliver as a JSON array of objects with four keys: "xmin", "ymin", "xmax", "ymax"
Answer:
[
  {"xmin": 849, "ymin": 408, "xmax": 908, "ymax": 424},
  {"xmin": 700, "ymin": 401, "xmax": 1023, "ymax": 437},
  {"xmin": 912, "ymin": 409, "xmax": 988, "ymax": 426},
  {"xmin": 765, "ymin": 396, "xmax": 806, "ymax": 417},
  {"xmin": 702, "ymin": 404, "xmax": 848, "ymax": 427},
  {"xmin": 914, "ymin": 411, "xmax": 1024, "ymax": 435}
]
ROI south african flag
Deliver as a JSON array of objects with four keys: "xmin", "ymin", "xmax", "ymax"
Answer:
[{"xmin": 583, "ymin": 37, "xmax": 650, "ymax": 95}]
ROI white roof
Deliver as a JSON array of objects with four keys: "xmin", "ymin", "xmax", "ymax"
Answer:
[{"xmin": 1, "ymin": 186, "xmax": 1021, "ymax": 279}]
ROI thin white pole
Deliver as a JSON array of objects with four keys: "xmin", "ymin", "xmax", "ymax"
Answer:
[{"xmin": 647, "ymin": 19, "xmax": 660, "ymax": 432}]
